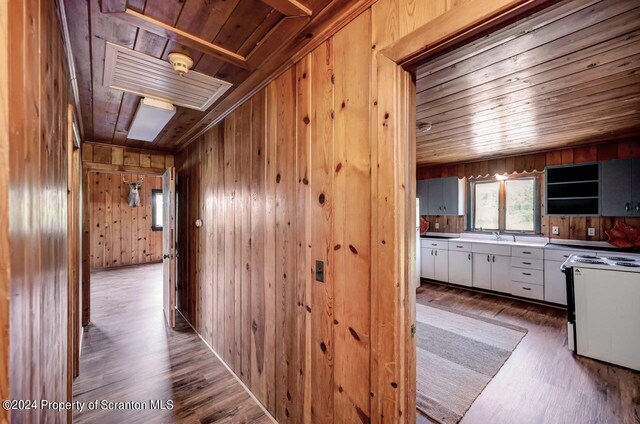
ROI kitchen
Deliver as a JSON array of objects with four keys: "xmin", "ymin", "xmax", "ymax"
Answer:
[{"xmin": 411, "ymin": 0, "xmax": 640, "ymax": 422}]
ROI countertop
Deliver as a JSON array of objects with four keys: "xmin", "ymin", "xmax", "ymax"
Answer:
[{"xmin": 420, "ymin": 233, "xmax": 640, "ymax": 253}]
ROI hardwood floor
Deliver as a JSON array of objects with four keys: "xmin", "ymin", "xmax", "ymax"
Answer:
[
  {"xmin": 73, "ymin": 263, "xmax": 271, "ymax": 424},
  {"xmin": 416, "ymin": 281, "xmax": 640, "ymax": 424}
]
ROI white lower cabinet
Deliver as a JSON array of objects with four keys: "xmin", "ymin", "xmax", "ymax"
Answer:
[
  {"xmin": 472, "ymin": 253, "xmax": 510, "ymax": 292},
  {"xmin": 434, "ymin": 249, "xmax": 449, "ymax": 283},
  {"xmin": 491, "ymin": 255, "xmax": 511, "ymax": 293},
  {"xmin": 448, "ymin": 251, "xmax": 471, "ymax": 286},
  {"xmin": 420, "ymin": 238, "xmax": 450, "ymax": 282},
  {"xmin": 472, "ymin": 253, "xmax": 491, "ymax": 290},
  {"xmin": 421, "ymin": 248, "xmax": 434, "ymax": 280},
  {"xmin": 544, "ymin": 260, "xmax": 567, "ymax": 305}
]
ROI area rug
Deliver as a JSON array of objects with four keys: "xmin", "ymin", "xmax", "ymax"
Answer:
[{"xmin": 416, "ymin": 302, "xmax": 527, "ymax": 424}]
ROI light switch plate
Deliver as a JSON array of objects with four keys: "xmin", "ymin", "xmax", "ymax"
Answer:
[
  {"xmin": 587, "ymin": 227, "xmax": 596, "ymax": 236},
  {"xmin": 435, "ymin": 222, "xmax": 440, "ymax": 229},
  {"xmin": 552, "ymin": 226, "xmax": 559, "ymax": 235}
]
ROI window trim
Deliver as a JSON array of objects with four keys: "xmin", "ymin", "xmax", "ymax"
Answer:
[
  {"xmin": 151, "ymin": 189, "xmax": 163, "ymax": 231},
  {"xmin": 467, "ymin": 173, "xmax": 541, "ymax": 234}
]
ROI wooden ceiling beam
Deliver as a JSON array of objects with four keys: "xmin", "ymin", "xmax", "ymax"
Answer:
[
  {"xmin": 259, "ymin": 0, "xmax": 312, "ymax": 17},
  {"xmin": 104, "ymin": 7, "xmax": 249, "ymax": 70}
]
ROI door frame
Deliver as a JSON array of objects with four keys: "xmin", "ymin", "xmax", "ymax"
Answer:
[
  {"xmin": 371, "ymin": 0, "xmax": 553, "ymax": 420},
  {"xmin": 80, "ymin": 164, "xmax": 167, "ymax": 327}
]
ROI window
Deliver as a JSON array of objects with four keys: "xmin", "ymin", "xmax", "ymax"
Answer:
[
  {"xmin": 470, "ymin": 174, "xmax": 539, "ymax": 233},
  {"xmin": 152, "ymin": 189, "xmax": 163, "ymax": 231}
]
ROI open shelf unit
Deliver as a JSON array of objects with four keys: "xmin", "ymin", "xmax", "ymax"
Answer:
[{"xmin": 545, "ymin": 163, "xmax": 600, "ymax": 215}]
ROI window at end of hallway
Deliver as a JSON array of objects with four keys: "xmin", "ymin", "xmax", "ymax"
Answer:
[{"xmin": 152, "ymin": 189, "xmax": 163, "ymax": 231}]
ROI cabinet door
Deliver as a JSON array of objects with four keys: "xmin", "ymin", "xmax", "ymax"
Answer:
[
  {"xmin": 491, "ymin": 255, "xmax": 511, "ymax": 294},
  {"xmin": 544, "ymin": 260, "xmax": 567, "ymax": 305},
  {"xmin": 601, "ymin": 159, "xmax": 632, "ymax": 216},
  {"xmin": 421, "ymin": 248, "xmax": 435, "ymax": 279},
  {"xmin": 417, "ymin": 180, "xmax": 429, "ymax": 215},
  {"xmin": 449, "ymin": 251, "xmax": 472, "ymax": 287},
  {"xmin": 633, "ymin": 158, "xmax": 640, "ymax": 215},
  {"xmin": 442, "ymin": 176, "xmax": 461, "ymax": 215},
  {"xmin": 434, "ymin": 248, "xmax": 449, "ymax": 282},
  {"xmin": 472, "ymin": 253, "xmax": 491, "ymax": 290},
  {"xmin": 427, "ymin": 179, "xmax": 443, "ymax": 215}
]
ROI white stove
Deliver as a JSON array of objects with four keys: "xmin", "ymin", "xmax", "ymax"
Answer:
[
  {"xmin": 564, "ymin": 253, "xmax": 640, "ymax": 270},
  {"xmin": 562, "ymin": 253, "xmax": 640, "ymax": 371}
]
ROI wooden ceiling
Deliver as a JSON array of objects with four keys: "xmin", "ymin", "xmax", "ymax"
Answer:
[
  {"xmin": 64, "ymin": 0, "xmax": 371, "ymax": 151},
  {"xmin": 415, "ymin": 0, "xmax": 640, "ymax": 166}
]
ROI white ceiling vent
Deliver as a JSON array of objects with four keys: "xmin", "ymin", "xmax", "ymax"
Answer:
[{"xmin": 104, "ymin": 42, "xmax": 232, "ymax": 111}]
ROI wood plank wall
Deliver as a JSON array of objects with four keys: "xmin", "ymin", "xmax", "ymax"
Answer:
[
  {"xmin": 4, "ymin": 0, "xmax": 72, "ymax": 421},
  {"xmin": 82, "ymin": 142, "xmax": 175, "ymax": 173},
  {"xmin": 176, "ymin": 11, "xmax": 373, "ymax": 423},
  {"xmin": 416, "ymin": 139, "xmax": 640, "ymax": 240},
  {"xmin": 175, "ymin": 0, "xmax": 494, "ymax": 422},
  {"xmin": 0, "ymin": 0, "xmax": 9, "ymax": 420},
  {"xmin": 89, "ymin": 173, "xmax": 163, "ymax": 270}
]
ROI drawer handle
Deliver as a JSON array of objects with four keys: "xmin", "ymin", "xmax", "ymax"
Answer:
[
  {"xmin": 456, "ymin": 245, "xmax": 463, "ymax": 248},
  {"xmin": 522, "ymin": 251, "xmax": 532, "ymax": 255},
  {"xmin": 522, "ymin": 287, "xmax": 532, "ymax": 291},
  {"xmin": 522, "ymin": 262, "xmax": 532, "ymax": 265},
  {"xmin": 522, "ymin": 272, "xmax": 532, "ymax": 276},
  {"xmin": 431, "ymin": 243, "xmax": 438, "ymax": 246},
  {"xmin": 563, "ymin": 255, "xmax": 569, "ymax": 258}
]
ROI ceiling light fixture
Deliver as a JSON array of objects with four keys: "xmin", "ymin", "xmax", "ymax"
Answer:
[
  {"xmin": 168, "ymin": 52, "xmax": 194, "ymax": 76},
  {"xmin": 128, "ymin": 97, "xmax": 176, "ymax": 142},
  {"xmin": 417, "ymin": 122, "xmax": 432, "ymax": 133}
]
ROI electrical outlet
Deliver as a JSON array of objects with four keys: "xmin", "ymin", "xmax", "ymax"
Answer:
[
  {"xmin": 435, "ymin": 222, "xmax": 440, "ymax": 230},
  {"xmin": 587, "ymin": 227, "xmax": 596, "ymax": 237},
  {"xmin": 552, "ymin": 226, "xmax": 559, "ymax": 235}
]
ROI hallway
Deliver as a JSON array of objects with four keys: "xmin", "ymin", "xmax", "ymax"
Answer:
[{"xmin": 73, "ymin": 264, "xmax": 270, "ymax": 423}]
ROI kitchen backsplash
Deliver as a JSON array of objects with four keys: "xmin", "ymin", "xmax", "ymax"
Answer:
[{"xmin": 418, "ymin": 139, "xmax": 640, "ymax": 242}]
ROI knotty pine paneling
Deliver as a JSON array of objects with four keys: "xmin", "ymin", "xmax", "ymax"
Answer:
[
  {"xmin": 4, "ymin": 0, "xmax": 72, "ymax": 421},
  {"xmin": 88, "ymin": 172, "xmax": 163, "ymax": 269},
  {"xmin": 82, "ymin": 142, "xmax": 174, "ymax": 172},
  {"xmin": 417, "ymin": 139, "xmax": 640, "ymax": 241},
  {"xmin": 176, "ymin": 12, "xmax": 372, "ymax": 423}
]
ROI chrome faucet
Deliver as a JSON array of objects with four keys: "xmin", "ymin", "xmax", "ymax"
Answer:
[{"xmin": 492, "ymin": 231, "xmax": 503, "ymax": 241}]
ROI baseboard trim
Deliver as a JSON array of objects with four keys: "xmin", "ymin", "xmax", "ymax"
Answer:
[{"xmin": 175, "ymin": 308, "xmax": 277, "ymax": 424}]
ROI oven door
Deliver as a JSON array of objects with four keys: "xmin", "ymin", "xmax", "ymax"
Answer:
[{"xmin": 561, "ymin": 262, "xmax": 576, "ymax": 351}]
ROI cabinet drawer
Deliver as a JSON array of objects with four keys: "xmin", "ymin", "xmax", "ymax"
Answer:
[
  {"xmin": 472, "ymin": 243, "xmax": 511, "ymax": 256},
  {"xmin": 511, "ymin": 268, "xmax": 543, "ymax": 285},
  {"xmin": 448, "ymin": 241, "xmax": 472, "ymax": 252},
  {"xmin": 421, "ymin": 238, "xmax": 449, "ymax": 249},
  {"xmin": 544, "ymin": 248, "xmax": 593, "ymax": 262},
  {"xmin": 510, "ymin": 257, "xmax": 543, "ymax": 270},
  {"xmin": 511, "ymin": 282, "xmax": 544, "ymax": 301},
  {"xmin": 511, "ymin": 247, "xmax": 543, "ymax": 259}
]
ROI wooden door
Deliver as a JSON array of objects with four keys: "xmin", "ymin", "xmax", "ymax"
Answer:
[{"xmin": 162, "ymin": 167, "xmax": 176, "ymax": 328}]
